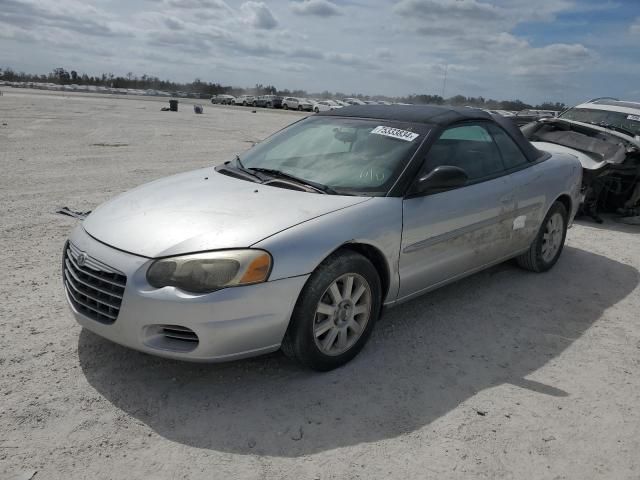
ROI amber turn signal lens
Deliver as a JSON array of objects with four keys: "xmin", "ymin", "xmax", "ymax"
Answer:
[{"xmin": 239, "ymin": 253, "xmax": 271, "ymax": 284}]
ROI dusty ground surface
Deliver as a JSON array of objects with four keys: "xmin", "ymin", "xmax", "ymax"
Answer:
[{"xmin": 1, "ymin": 89, "xmax": 639, "ymax": 480}]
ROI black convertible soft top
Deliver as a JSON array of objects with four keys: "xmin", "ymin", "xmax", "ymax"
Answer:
[{"xmin": 320, "ymin": 105, "xmax": 545, "ymax": 163}]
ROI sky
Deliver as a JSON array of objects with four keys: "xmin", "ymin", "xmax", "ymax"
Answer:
[{"xmin": 1, "ymin": 0, "xmax": 639, "ymax": 104}]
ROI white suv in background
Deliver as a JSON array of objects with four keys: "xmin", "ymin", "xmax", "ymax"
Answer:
[
  {"xmin": 234, "ymin": 95, "xmax": 255, "ymax": 106},
  {"xmin": 282, "ymin": 97, "xmax": 314, "ymax": 111},
  {"xmin": 313, "ymin": 100, "xmax": 343, "ymax": 113}
]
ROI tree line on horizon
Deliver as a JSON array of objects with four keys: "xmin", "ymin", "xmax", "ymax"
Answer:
[{"xmin": 0, "ymin": 66, "xmax": 567, "ymax": 111}]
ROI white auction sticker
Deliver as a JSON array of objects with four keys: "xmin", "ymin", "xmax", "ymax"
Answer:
[
  {"xmin": 627, "ymin": 114, "xmax": 640, "ymax": 122},
  {"xmin": 371, "ymin": 126, "xmax": 419, "ymax": 142}
]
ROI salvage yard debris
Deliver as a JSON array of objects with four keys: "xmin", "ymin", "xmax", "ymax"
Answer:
[{"xmin": 523, "ymin": 98, "xmax": 640, "ymax": 223}]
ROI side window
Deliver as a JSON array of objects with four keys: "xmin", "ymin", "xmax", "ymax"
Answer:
[
  {"xmin": 487, "ymin": 124, "xmax": 529, "ymax": 169},
  {"xmin": 423, "ymin": 124, "xmax": 504, "ymax": 181}
]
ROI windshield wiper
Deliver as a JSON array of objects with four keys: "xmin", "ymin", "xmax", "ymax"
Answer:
[
  {"xmin": 248, "ymin": 168, "xmax": 339, "ymax": 195},
  {"xmin": 219, "ymin": 155, "xmax": 263, "ymax": 183}
]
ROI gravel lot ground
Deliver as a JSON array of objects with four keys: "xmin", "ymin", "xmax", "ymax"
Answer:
[{"xmin": 1, "ymin": 89, "xmax": 639, "ymax": 480}]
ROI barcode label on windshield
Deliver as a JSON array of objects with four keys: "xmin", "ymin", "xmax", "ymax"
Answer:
[
  {"xmin": 627, "ymin": 114, "xmax": 640, "ymax": 122},
  {"xmin": 371, "ymin": 126, "xmax": 419, "ymax": 142}
]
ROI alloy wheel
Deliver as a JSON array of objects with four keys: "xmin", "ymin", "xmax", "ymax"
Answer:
[
  {"xmin": 541, "ymin": 212, "xmax": 564, "ymax": 262},
  {"xmin": 313, "ymin": 273, "xmax": 372, "ymax": 356}
]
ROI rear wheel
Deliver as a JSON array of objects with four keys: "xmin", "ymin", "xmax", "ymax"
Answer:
[
  {"xmin": 516, "ymin": 201, "xmax": 568, "ymax": 272},
  {"xmin": 298, "ymin": 105, "xmax": 303, "ymax": 111},
  {"xmin": 282, "ymin": 251, "xmax": 381, "ymax": 371}
]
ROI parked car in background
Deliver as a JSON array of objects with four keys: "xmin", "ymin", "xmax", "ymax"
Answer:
[
  {"xmin": 486, "ymin": 109, "xmax": 515, "ymax": 117},
  {"xmin": 313, "ymin": 100, "xmax": 343, "ymax": 113},
  {"xmin": 344, "ymin": 98, "xmax": 366, "ymax": 105},
  {"xmin": 335, "ymin": 100, "xmax": 350, "ymax": 107},
  {"xmin": 211, "ymin": 94, "xmax": 236, "ymax": 105},
  {"xmin": 522, "ymin": 98, "xmax": 640, "ymax": 223},
  {"xmin": 513, "ymin": 109, "xmax": 558, "ymax": 126},
  {"xmin": 234, "ymin": 95, "xmax": 255, "ymax": 106},
  {"xmin": 254, "ymin": 95, "xmax": 283, "ymax": 108},
  {"xmin": 282, "ymin": 97, "xmax": 314, "ymax": 111},
  {"xmin": 298, "ymin": 99, "xmax": 314, "ymax": 111},
  {"xmin": 63, "ymin": 105, "xmax": 581, "ymax": 371},
  {"xmin": 282, "ymin": 97, "xmax": 298, "ymax": 110}
]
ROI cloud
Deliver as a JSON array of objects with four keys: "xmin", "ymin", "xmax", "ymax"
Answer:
[
  {"xmin": 395, "ymin": 0, "xmax": 502, "ymax": 22},
  {"xmin": 510, "ymin": 43, "xmax": 593, "ymax": 76},
  {"xmin": 1, "ymin": 0, "xmax": 636, "ymax": 104},
  {"xmin": 240, "ymin": 1, "xmax": 279, "ymax": 29},
  {"xmin": 375, "ymin": 48, "xmax": 392, "ymax": 60},
  {"xmin": 325, "ymin": 52, "xmax": 376, "ymax": 69},
  {"xmin": 164, "ymin": 0, "xmax": 230, "ymax": 9},
  {"xmin": 164, "ymin": 17, "xmax": 185, "ymax": 30},
  {"xmin": 289, "ymin": 46, "xmax": 325, "ymax": 59},
  {"xmin": 0, "ymin": 0, "xmax": 131, "ymax": 37},
  {"xmin": 291, "ymin": 0, "xmax": 342, "ymax": 17}
]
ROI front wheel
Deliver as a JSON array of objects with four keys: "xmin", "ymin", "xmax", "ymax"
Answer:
[
  {"xmin": 282, "ymin": 251, "xmax": 381, "ymax": 371},
  {"xmin": 283, "ymin": 104, "xmax": 288, "ymax": 110},
  {"xmin": 516, "ymin": 201, "xmax": 568, "ymax": 272},
  {"xmin": 314, "ymin": 107, "xmax": 319, "ymax": 113}
]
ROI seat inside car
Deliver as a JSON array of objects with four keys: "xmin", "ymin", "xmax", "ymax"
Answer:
[{"xmin": 424, "ymin": 139, "xmax": 502, "ymax": 180}]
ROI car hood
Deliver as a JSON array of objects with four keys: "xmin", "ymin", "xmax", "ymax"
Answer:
[
  {"xmin": 83, "ymin": 168, "xmax": 369, "ymax": 258},
  {"xmin": 531, "ymin": 141, "xmax": 609, "ymax": 170}
]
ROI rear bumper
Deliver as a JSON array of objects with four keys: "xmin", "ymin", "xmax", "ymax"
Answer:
[{"xmin": 65, "ymin": 226, "xmax": 308, "ymax": 362}]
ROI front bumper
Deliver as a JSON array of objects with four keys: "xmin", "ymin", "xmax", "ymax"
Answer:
[{"xmin": 65, "ymin": 226, "xmax": 309, "ymax": 362}]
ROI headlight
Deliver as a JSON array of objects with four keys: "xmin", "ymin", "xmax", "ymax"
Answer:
[{"xmin": 146, "ymin": 250, "xmax": 272, "ymax": 294}]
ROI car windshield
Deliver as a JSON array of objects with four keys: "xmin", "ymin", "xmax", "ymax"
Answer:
[
  {"xmin": 231, "ymin": 116, "xmax": 429, "ymax": 195},
  {"xmin": 560, "ymin": 108, "xmax": 640, "ymax": 137}
]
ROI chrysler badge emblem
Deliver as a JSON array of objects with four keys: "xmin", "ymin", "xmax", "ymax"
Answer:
[{"xmin": 77, "ymin": 252, "xmax": 88, "ymax": 267}]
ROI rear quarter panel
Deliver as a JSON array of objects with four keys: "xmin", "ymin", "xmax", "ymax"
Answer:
[{"xmin": 515, "ymin": 152, "xmax": 582, "ymax": 247}]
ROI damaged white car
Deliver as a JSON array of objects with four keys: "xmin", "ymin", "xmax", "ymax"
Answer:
[{"xmin": 522, "ymin": 98, "xmax": 640, "ymax": 223}]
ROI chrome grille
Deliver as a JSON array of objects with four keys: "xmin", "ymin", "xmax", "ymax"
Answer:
[{"xmin": 63, "ymin": 242, "xmax": 126, "ymax": 324}]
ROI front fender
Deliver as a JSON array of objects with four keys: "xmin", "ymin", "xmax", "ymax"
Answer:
[{"xmin": 252, "ymin": 197, "xmax": 403, "ymax": 304}]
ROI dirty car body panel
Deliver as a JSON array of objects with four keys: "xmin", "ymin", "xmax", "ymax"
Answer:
[{"xmin": 63, "ymin": 105, "xmax": 582, "ymax": 362}]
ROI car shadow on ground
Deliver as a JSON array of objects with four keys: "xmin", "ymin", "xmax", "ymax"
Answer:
[
  {"xmin": 78, "ymin": 246, "xmax": 638, "ymax": 457},
  {"xmin": 574, "ymin": 216, "xmax": 640, "ymax": 234}
]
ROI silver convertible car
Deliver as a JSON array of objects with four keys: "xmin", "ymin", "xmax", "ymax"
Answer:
[{"xmin": 63, "ymin": 105, "xmax": 582, "ymax": 370}]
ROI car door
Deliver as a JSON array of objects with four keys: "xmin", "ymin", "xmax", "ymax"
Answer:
[
  {"xmin": 398, "ymin": 123, "xmax": 516, "ymax": 301},
  {"xmin": 485, "ymin": 123, "xmax": 548, "ymax": 254}
]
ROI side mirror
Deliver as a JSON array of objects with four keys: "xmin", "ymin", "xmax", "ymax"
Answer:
[{"xmin": 411, "ymin": 165, "xmax": 468, "ymax": 196}]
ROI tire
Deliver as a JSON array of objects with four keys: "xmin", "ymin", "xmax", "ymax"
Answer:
[
  {"xmin": 516, "ymin": 201, "xmax": 568, "ymax": 272},
  {"xmin": 252, "ymin": 101, "xmax": 257, "ymax": 107},
  {"xmin": 282, "ymin": 251, "xmax": 381, "ymax": 371},
  {"xmin": 314, "ymin": 107, "xmax": 319, "ymax": 113},
  {"xmin": 243, "ymin": 101, "xmax": 247, "ymax": 106},
  {"xmin": 283, "ymin": 104, "xmax": 288, "ymax": 110},
  {"xmin": 298, "ymin": 106, "xmax": 303, "ymax": 111},
  {"xmin": 267, "ymin": 102, "xmax": 272, "ymax": 108}
]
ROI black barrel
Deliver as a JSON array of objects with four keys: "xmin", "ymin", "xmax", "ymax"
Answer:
[{"xmin": 169, "ymin": 99, "xmax": 178, "ymax": 111}]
